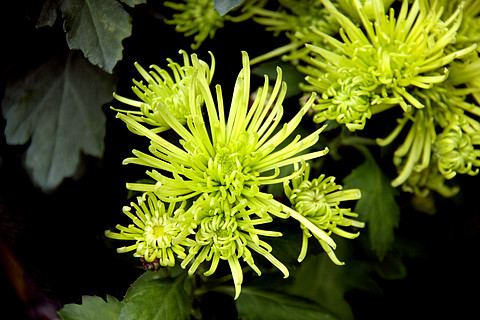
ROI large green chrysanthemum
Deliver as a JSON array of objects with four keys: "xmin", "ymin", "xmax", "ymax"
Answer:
[
  {"xmin": 301, "ymin": 0, "xmax": 476, "ymax": 131},
  {"xmin": 113, "ymin": 51, "xmax": 351, "ymax": 296}
]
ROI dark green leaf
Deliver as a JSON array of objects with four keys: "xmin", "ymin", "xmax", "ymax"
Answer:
[
  {"xmin": 2, "ymin": 51, "xmax": 115, "ymax": 192},
  {"xmin": 58, "ymin": 295, "xmax": 123, "ymax": 320},
  {"xmin": 236, "ymin": 287, "xmax": 337, "ymax": 320},
  {"xmin": 36, "ymin": 0, "xmax": 61, "ymax": 28},
  {"xmin": 118, "ymin": 0, "xmax": 147, "ymax": 7},
  {"xmin": 343, "ymin": 148, "xmax": 400, "ymax": 259},
  {"xmin": 60, "ymin": 0, "xmax": 132, "ymax": 73},
  {"xmin": 119, "ymin": 271, "xmax": 191, "ymax": 320},
  {"xmin": 252, "ymin": 59, "xmax": 304, "ymax": 98},
  {"xmin": 288, "ymin": 248, "xmax": 378, "ymax": 320},
  {"xmin": 213, "ymin": 0, "xmax": 244, "ymax": 16}
]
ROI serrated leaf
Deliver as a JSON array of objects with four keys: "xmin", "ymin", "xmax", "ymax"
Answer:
[
  {"xmin": 58, "ymin": 295, "xmax": 123, "ymax": 320},
  {"xmin": 213, "ymin": 0, "xmax": 244, "ymax": 16},
  {"xmin": 252, "ymin": 59, "xmax": 304, "ymax": 98},
  {"xmin": 118, "ymin": 0, "xmax": 147, "ymax": 7},
  {"xmin": 119, "ymin": 272, "xmax": 191, "ymax": 320},
  {"xmin": 2, "ymin": 51, "xmax": 115, "ymax": 192},
  {"xmin": 236, "ymin": 287, "xmax": 337, "ymax": 320},
  {"xmin": 60, "ymin": 0, "xmax": 132, "ymax": 73},
  {"xmin": 343, "ymin": 148, "xmax": 400, "ymax": 259}
]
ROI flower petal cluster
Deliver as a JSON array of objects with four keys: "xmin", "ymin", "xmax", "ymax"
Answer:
[
  {"xmin": 105, "ymin": 192, "xmax": 195, "ymax": 268},
  {"xmin": 107, "ymin": 50, "xmax": 361, "ymax": 298},
  {"xmin": 301, "ymin": 0, "xmax": 476, "ymax": 131},
  {"xmin": 164, "ymin": 0, "xmax": 265, "ymax": 50},
  {"xmin": 377, "ymin": 79, "xmax": 480, "ymax": 195},
  {"xmin": 284, "ymin": 163, "xmax": 364, "ymax": 264},
  {"xmin": 113, "ymin": 50, "xmax": 215, "ymax": 133},
  {"xmin": 181, "ymin": 194, "xmax": 288, "ymax": 299}
]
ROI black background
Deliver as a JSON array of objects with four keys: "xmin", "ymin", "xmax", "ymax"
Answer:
[{"xmin": 1, "ymin": 1, "xmax": 479, "ymax": 319}]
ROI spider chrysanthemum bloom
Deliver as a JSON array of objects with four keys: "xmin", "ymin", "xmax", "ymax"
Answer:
[
  {"xmin": 181, "ymin": 194, "xmax": 288, "ymax": 299},
  {"xmin": 113, "ymin": 50, "xmax": 215, "ymax": 133},
  {"xmin": 105, "ymin": 192, "xmax": 195, "ymax": 268},
  {"xmin": 302, "ymin": 0, "xmax": 476, "ymax": 130},
  {"xmin": 284, "ymin": 163, "xmax": 364, "ymax": 264},
  {"xmin": 117, "ymin": 51, "xmax": 340, "ymax": 266},
  {"xmin": 164, "ymin": 0, "xmax": 224, "ymax": 50}
]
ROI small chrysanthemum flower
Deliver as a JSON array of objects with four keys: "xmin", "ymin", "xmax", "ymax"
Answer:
[
  {"xmin": 105, "ymin": 192, "xmax": 195, "ymax": 268},
  {"xmin": 304, "ymin": 67, "xmax": 374, "ymax": 131},
  {"xmin": 164, "ymin": 0, "xmax": 263, "ymax": 50},
  {"xmin": 434, "ymin": 119, "xmax": 480, "ymax": 179},
  {"xmin": 164, "ymin": 0, "xmax": 224, "ymax": 50},
  {"xmin": 250, "ymin": 0, "xmax": 339, "ymax": 64},
  {"xmin": 113, "ymin": 50, "xmax": 215, "ymax": 134},
  {"xmin": 284, "ymin": 163, "xmax": 364, "ymax": 264},
  {"xmin": 302, "ymin": 0, "xmax": 476, "ymax": 129},
  {"xmin": 181, "ymin": 194, "xmax": 288, "ymax": 299}
]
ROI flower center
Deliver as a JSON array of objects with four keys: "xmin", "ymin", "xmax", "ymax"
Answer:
[
  {"xmin": 144, "ymin": 217, "xmax": 179, "ymax": 248},
  {"xmin": 152, "ymin": 225, "xmax": 165, "ymax": 238},
  {"xmin": 218, "ymin": 153, "xmax": 238, "ymax": 177}
]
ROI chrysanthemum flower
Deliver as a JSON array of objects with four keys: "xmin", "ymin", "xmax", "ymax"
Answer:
[
  {"xmin": 105, "ymin": 192, "xmax": 196, "ymax": 268},
  {"xmin": 303, "ymin": 67, "xmax": 374, "ymax": 131},
  {"xmin": 164, "ymin": 0, "xmax": 224, "ymax": 50},
  {"xmin": 181, "ymin": 194, "xmax": 288, "ymax": 299},
  {"xmin": 284, "ymin": 163, "xmax": 364, "ymax": 264},
  {"xmin": 302, "ymin": 0, "xmax": 476, "ymax": 130},
  {"xmin": 117, "ymin": 51, "xmax": 343, "ymax": 276},
  {"xmin": 113, "ymin": 50, "xmax": 215, "ymax": 133},
  {"xmin": 434, "ymin": 117, "xmax": 480, "ymax": 179},
  {"xmin": 119, "ymin": 51, "xmax": 327, "ymax": 208}
]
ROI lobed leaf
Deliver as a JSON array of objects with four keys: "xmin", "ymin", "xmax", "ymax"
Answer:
[
  {"xmin": 2, "ymin": 51, "xmax": 115, "ymax": 192},
  {"xmin": 58, "ymin": 295, "xmax": 123, "ymax": 320},
  {"xmin": 119, "ymin": 272, "xmax": 191, "ymax": 320},
  {"xmin": 60, "ymin": 0, "xmax": 132, "ymax": 73},
  {"xmin": 343, "ymin": 148, "xmax": 400, "ymax": 259}
]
